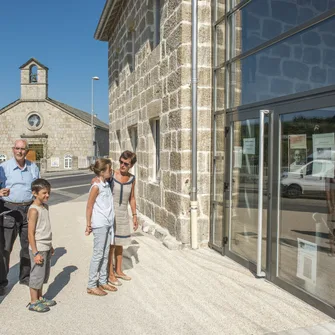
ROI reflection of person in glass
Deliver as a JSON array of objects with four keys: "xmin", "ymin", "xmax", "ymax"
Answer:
[
  {"xmin": 326, "ymin": 165, "xmax": 335, "ymax": 255},
  {"xmin": 289, "ymin": 149, "xmax": 305, "ymax": 172}
]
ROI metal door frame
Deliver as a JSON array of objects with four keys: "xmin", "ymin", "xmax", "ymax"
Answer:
[{"xmin": 223, "ymin": 86, "xmax": 335, "ymax": 318}]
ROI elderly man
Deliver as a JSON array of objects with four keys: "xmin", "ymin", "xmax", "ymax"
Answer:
[{"xmin": 0, "ymin": 139, "xmax": 40, "ymax": 295}]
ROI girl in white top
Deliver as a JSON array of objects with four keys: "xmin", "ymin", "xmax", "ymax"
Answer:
[{"xmin": 86, "ymin": 158, "xmax": 117, "ymax": 296}]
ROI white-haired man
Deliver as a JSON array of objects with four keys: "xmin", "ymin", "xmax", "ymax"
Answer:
[{"xmin": 0, "ymin": 139, "xmax": 40, "ymax": 295}]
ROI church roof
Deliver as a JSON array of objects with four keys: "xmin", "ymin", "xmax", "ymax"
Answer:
[
  {"xmin": 47, "ymin": 98, "xmax": 109, "ymax": 130},
  {"xmin": 19, "ymin": 58, "xmax": 49, "ymax": 70},
  {"xmin": 0, "ymin": 98, "xmax": 109, "ymax": 131}
]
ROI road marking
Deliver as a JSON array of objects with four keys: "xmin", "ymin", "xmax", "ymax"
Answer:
[
  {"xmin": 51, "ymin": 189, "xmax": 82, "ymax": 198},
  {"xmin": 52, "ymin": 183, "xmax": 90, "ymax": 191},
  {"xmin": 46, "ymin": 173, "xmax": 93, "ymax": 181}
]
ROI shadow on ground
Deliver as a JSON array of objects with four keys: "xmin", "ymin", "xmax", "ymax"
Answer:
[
  {"xmin": 44, "ymin": 265, "xmax": 78, "ymax": 300},
  {"xmin": 51, "ymin": 247, "xmax": 67, "ymax": 267},
  {"xmin": 0, "ymin": 246, "xmax": 68, "ymax": 303},
  {"xmin": 123, "ymin": 240, "xmax": 140, "ymax": 271},
  {"xmin": 0, "ymin": 262, "xmax": 19, "ymax": 304}
]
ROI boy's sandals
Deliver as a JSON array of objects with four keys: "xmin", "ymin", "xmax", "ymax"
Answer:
[
  {"xmin": 99, "ymin": 284, "xmax": 118, "ymax": 292},
  {"xmin": 115, "ymin": 273, "xmax": 132, "ymax": 281},
  {"xmin": 38, "ymin": 297, "xmax": 57, "ymax": 307},
  {"xmin": 87, "ymin": 287, "xmax": 107, "ymax": 296},
  {"xmin": 27, "ymin": 301, "xmax": 50, "ymax": 313}
]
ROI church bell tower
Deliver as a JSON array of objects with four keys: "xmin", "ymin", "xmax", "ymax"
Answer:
[{"xmin": 20, "ymin": 58, "xmax": 48, "ymax": 100}]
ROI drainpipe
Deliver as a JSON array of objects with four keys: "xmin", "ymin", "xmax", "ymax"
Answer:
[{"xmin": 190, "ymin": 0, "xmax": 198, "ymax": 249}]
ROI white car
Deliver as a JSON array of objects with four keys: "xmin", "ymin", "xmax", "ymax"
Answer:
[{"xmin": 281, "ymin": 159, "xmax": 335, "ymax": 198}]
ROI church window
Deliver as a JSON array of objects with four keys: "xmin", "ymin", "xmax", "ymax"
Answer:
[
  {"xmin": 26, "ymin": 112, "xmax": 43, "ymax": 131},
  {"xmin": 0, "ymin": 154, "xmax": 6, "ymax": 163},
  {"xmin": 29, "ymin": 65, "xmax": 38, "ymax": 83},
  {"xmin": 28, "ymin": 114, "xmax": 41, "ymax": 127},
  {"xmin": 64, "ymin": 155, "xmax": 72, "ymax": 169}
]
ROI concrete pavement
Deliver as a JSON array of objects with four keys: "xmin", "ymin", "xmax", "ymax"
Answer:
[{"xmin": 1, "ymin": 195, "xmax": 335, "ymax": 335}]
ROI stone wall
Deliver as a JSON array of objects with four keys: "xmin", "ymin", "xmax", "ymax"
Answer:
[{"xmin": 107, "ymin": 0, "xmax": 212, "ymax": 246}]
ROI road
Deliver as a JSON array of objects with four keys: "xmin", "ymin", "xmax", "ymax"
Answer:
[
  {"xmin": 233, "ymin": 189, "xmax": 329, "ymax": 214},
  {"xmin": 46, "ymin": 172, "xmax": 94, "ymax": 205}
]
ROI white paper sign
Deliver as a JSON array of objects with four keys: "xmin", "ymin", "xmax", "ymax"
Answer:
[
  {"xmin": 297, "ymin": 238, "xmax": 317, "ymax": 285},
  {"xmin": 289, "ymin": 134, "xmax": 307, "ymax": 149},
  {"xmin": 50, "ymin": 157, "xmax": 59, "ymax": 167},
  {"xmin": 312, "ymin": 133, "xmax": 335, "ymax": 160},
  {"xmin": 234, "ymin": 146, "xmax": 242, "ymax": 168},
  {"xmin": 243, "ymin": 138, "xmax": 255, "ymax": 155}
]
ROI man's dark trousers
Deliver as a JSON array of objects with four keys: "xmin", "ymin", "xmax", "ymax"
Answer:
[{"xmin": 0, "ymin": 201, "xmax": 31, "ymax": 289}]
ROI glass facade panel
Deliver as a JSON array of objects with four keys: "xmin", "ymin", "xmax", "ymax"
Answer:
[
  {"xmin": 214, "ymin": 158, "xmax": 224, "ymax": 202},
  {"xmin": 214, "ymin": 113, "xmax": 225, "ymax": 154},
  {"xmin": 230, "ymin": 16, "xmax": 335, "ymax": 108},
  {"xmin": 278, "ymin": 108, "xmax": 335, "ymax": 306},
  {"xmin": 215, "ymin": 67, "xmax": 225, "ymax": 110},
  {"xmin": 215, "ymin": 20, "xmax": 226, "ymax": 66},
  {"xmin": 212, "ymin": 203, "xmax": 224, "ymax": 247},
  {"xmin": 216, "ymin": 0, "xmax": 226, "ymax": 21},
  {"xmin": 230, "ymin": 119, "xmax": 268, "ymax": 268},
  {"xmin": 230, "ymin": 0, "xmax": 335, "ymax": 59}
]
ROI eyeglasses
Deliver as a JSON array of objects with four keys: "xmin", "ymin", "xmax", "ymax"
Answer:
[
  {"xmin": 14, "ymin": 147, "xmax": 27, "ymax": 151},
  {"xmin": 119, "ymin": 160, "xmax": 130, "ymax": 167}
]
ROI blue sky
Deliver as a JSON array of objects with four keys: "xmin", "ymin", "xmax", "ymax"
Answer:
[{"xmin": 0, "ymin": 0, "xmax": 109, "ymax": 123}]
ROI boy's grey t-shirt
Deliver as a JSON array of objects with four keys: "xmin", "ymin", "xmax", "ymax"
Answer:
[{"xmin": 28, "ymin": 204, "xmax": 52, "ymax": 251}]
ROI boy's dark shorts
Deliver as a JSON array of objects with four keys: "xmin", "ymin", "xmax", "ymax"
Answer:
[{"xmin": 29, "ymin": 250, "xmax": 51, "ymax": 289}]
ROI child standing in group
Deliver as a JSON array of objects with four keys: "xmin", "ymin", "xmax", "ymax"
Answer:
[
  {"xmin": 86, "ymin": 158, "xmax": 116, "ymax": 296},
  {"xmin": 27, "ymin": 179, "xmax": 56, "ymax": 313}
]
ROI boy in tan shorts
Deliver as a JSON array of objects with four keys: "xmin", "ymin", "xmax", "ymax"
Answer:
[{"xmin": 27, "ymin": 179, "xmax": 56, "ymax": 312}]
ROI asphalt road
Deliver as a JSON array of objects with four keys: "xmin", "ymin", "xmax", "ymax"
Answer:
[
  {"xmin": 46, "ymin": 172, "xmax": 94, "ymax": 206},
  {"xmin": 234, "ymin": 189, "xmax": 329, "ymax": 214}
]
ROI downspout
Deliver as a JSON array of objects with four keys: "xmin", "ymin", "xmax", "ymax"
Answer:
[{"xmin": 190, "ymin": 0, "xmax": 198, "ymax": 249}]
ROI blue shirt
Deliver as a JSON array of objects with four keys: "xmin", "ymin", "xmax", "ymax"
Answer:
[{"xmin": 0, "ymin": 158, "xmax": 40, "ymax": 203}]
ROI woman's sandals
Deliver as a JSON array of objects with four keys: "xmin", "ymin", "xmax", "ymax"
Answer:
[{"xmin": 99, "ymin": 284, "xmax": 117, "ymax": 292}]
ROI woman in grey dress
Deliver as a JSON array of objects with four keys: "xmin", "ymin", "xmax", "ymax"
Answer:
[{"xmin": 108, "ymin": 151, "xmax": 138, "ymax": 285}]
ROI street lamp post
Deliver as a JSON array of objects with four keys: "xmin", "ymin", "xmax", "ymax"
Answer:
[{"xmin": 91, "ymin": 76, "xmax": 99, "ymax": 159}]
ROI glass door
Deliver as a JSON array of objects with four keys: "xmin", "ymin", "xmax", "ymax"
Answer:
[
  {"xmin": 221, "ymin": 91, "xmax": 335, "ymax": 316},
  {"xmin": 274, "ymin": 104, "xmax": 335, "ymax": 310},
  {"xmin": 224, "ymin": 110, "xmax": 270, "ymax": 274}
]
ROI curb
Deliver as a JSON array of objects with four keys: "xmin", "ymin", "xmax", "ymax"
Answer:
[{"xmin": 41, "ymin": 170, "xmax": 92, "ymax": 178}]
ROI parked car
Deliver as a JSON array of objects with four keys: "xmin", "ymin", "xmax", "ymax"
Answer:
[{"xmin": 281, "ymin": 159, "xmax": 335, "ymax": 198}]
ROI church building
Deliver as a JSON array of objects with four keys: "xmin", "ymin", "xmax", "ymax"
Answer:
[{"xmin": 0, "ymin": 58, "xmax": 109, "ymax": 172}]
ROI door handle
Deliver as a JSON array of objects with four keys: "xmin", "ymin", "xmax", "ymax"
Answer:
[{"xmin": 256, "ymin": 109, "xmax": 270, "ymax": 278}]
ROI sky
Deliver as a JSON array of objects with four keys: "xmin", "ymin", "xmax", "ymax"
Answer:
[{"xmin": 0, "ymin": 0, "xmax": 110, "ymax": 123}]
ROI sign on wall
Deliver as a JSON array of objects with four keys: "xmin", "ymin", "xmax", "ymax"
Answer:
[{"xmin": 50, "ymin": 157, "xmax": 60, "ymax": 168}]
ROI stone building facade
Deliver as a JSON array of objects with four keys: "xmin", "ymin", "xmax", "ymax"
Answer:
[
  {"xmin": 0, "ymin": 58, "xmax": 109, "ymax": 172},
  {"xmin": 96, "ymin": 0, "xmax": 335, "ymax": 316},
  {"xmin": 95, "ymin": 0, "xmax": 212, "ymax": 247}
]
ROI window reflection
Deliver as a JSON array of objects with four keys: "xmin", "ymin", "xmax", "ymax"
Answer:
[
  {"xmin": 279, "ymin": 108, "xmax": 335, "ymax": 306},
  {"xmin": 230, "ymin": 0, "xmax": 335, "ymax": 59},
  {"xmin": 230, "ymin": 15, "xmax": 335, "ymax": 107}
]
